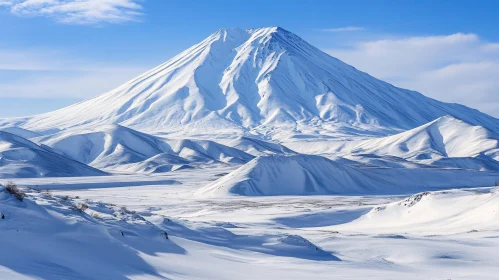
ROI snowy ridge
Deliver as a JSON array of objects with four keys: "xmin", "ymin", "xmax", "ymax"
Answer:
[
  {"xmin": 0, "ymin": 127, "xmax": 41, "ymax": 139},
  {"xmin": 345, "ymin": 116, "xmax": 499, "ymax": 159},
  {"xmin": 287, "ymin": 116, "xmax": 499, "ymax": 171},
  {"xmin": 198, "ymin": 155, "xmax": 377, "ymax": 196},
  {"xmin": 226, "ymin": 136, "xmax": 296, "ymax": 156},
  {"xmin": 1, "ymin": 27, "xmax": 498, "ymax": 138}
]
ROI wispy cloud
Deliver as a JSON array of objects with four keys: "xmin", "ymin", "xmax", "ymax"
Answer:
[
  {"xmin": 321, "ymin": 26, "xmax": 366, "ymax": 32},
  {"xmin": 0, "ymin": 47, "xmax": 148, "ymax": 99},
  {"xmin": 2, "ymin": 0, "xmax": 143, "ymax": 25},
  {"xmin": 325, "ymin": 33, "xmax": 499, "ymax": 117}
]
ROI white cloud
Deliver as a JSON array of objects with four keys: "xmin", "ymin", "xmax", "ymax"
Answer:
[
  {"xmin": 3, "ymin": 0, "xmax": 143, "ymax": 24},
  {"xmin": 321, "ymin": 26, "xmax": 366, "ymax": 32},
  {"xmin": 325, "ymin": 33, "xmax": 499, "ymax": 117}
]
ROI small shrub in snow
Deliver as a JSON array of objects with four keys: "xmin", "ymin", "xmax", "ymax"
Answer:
[
  {"xmin": 120, "ymin": 206, "xmax": 135, "ymax": 214},
  {"xmin": 61, "ymin": 195, "xmax": 70, "ymax": 201},
  {"xmin": 5, "ymin": 182, "xmax": 26, "ymax": 201},
  {"xmin": 71, "ymin": 202, "xmax": 89, "ymax": 213},
  {"xmin": 92, "ymin": 213, "xmax": 101, "ymax": 219},
  {"xmin": 399, "ymin": 192, "xmax": 431, "ymax": 207}
]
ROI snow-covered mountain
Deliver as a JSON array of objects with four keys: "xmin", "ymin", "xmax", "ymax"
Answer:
[
  {"xmin": 0, "ymin": 131, "xmax": 105, "ymax": 178},
  {"xmin": 1, "ymin": 27, "xmax": 498, "ymax": 139}
]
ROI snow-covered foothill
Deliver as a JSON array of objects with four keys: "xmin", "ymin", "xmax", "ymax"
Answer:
[
  {"xmin": 331, "ymin": 187, "xmax": 499, "ymax": 235},
  {"xmin": 0, "ymin": 131, "xmax": 106, "ymax": 178},
  {"xmin": 36, "ymin": 125, "xmax": 254, "ymax": 173},
  {"xmin": 286, "ymin": 116, "xmax": 499, "ymax": 171},
  {"xmin": 198, "ymin": 154, "xmax": 499, "ymax": 196}
]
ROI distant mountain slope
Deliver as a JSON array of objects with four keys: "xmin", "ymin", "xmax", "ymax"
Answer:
[
  {"xmin": 36, "ymin": 125, "xmax": 174, "ymax": 170},
  {"xmin": 197, "ymin": 155, "xmax": 499, "ymax": 196},
  {"xmin": 0, "ymin": 27, "xmax": 497, "ymax": 139},
  {"xmin": 170, "ymin": 139, "xmax": 254, "ymax": 164},
  {"xmin": 286, "ymin": 116, "xmax": 499, "ymax": 171},
  {"xmin": 0, "ymin": 127, "xmax": 41, "ymax": 139},
  {"xmin": 0, "ymin": 131, "xmax": 105, "ymax": 178},
  {"xmin": 346, "ymin": 116, "xmax": 499, "ymax": 160},
  {"xmin": 36, "ymin": 125, "xmax": 254, "ymax": 173}
]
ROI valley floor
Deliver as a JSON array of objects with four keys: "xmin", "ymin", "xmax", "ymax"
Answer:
[{"xmin": 2, "ymin": 166, "xmax": 499, "ymax": 279}]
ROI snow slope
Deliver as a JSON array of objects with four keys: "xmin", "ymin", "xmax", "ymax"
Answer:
[
  {"xmin": 0, "ymin": 131, "xmax": 105, "ymax": 178},
  {"xmin": 198, "ymin": 155, "xmax": 378, "ymax": 196},
  {"xmin": 198, "ymin": 155, "xmax": 499, "ymax": 196},
  {"xmin": 1, "ymin": 27, "xmax": 498, "ymax": 138},
  {"xmin": 333, "ymin": 187, "xmax": 499, "ymax": 235},
  {"xmin": 36, "ymin": 125, "xmax": 254, "ymax": 173},
  {"xmin": 345, "ymin": 116, "xmax": 498, "ymax": 159},
  {"xmin": 7, "ymin": 167, "xmax": 499, "ymax": 279},
  {"xmin": 170, "ymin": 138, "xmax": 254, "ymax": 164},
  {"xmin": 0, "ymin": 184, "xmax": 337, "ymax": 279},
  {"xmin": 0, "ymin": 127, "xmax": 41, "ymax": 139}
]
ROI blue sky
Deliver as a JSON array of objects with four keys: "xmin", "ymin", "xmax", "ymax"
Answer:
[{"xmin": 1, "ymin": 0, "xmax": 498, "ymax": 117}]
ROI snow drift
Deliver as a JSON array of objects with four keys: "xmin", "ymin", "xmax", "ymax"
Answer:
[{"xmin": 0, "ymin": 185, "xmax": 337, "ymax": 278}]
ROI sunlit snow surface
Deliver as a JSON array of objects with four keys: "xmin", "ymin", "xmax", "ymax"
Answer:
[{"xmin": 2, "ymin": 169, "xmax": 499, "ymax": 279}]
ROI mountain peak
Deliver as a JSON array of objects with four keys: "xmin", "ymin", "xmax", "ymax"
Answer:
[
  {"xmin": 216, "ymin": 26, "xmax": 287, "ymax": 35},
  {"xmin": 247, "ymin": 26, "xmax": 286, "ymax": 34},
  {"xmin": 210, "ymin": 26, "xmax": 297, "ymax": 47},
  {"xmin": 1, "ymin": 27, "xmax": 498, "ymax": 138}
]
